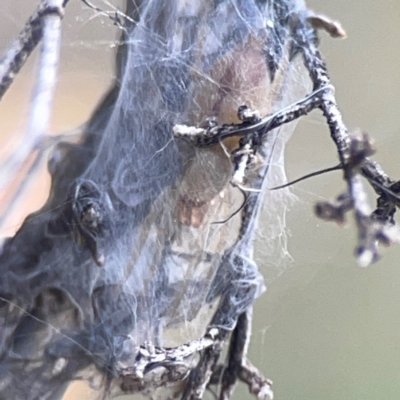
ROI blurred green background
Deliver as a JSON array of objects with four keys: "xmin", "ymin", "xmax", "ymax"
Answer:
[{"xmin": 1, "ymin": 1, "xmax": 400, "ymax": 399}]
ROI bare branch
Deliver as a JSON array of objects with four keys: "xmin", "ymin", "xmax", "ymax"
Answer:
[
  {"xmin": 181, "ymin": 328, "xmax": 227, "ymax": 400},
  {"xmin": 0, "ymin": 0, "xmax": 69, "ymax": 100},
  {"xmin": 297, "ymin": 19, "xmax": 400, "ymax": 265},
  {"xmin": 117, "ymin": 333, "xmax": 217, "ymax": 393},
  {"xmin": 173, "ymin": 85, "xmax": 333, "ymax": 147},
  {"xmin": 0, "ymin": 0, "xmax": 68, "ymax": 195},
  {"xmin": 80, "ymin": 0, "xmax": 134, "ymax": 31}
]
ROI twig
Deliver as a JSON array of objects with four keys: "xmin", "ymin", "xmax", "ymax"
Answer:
[
  {"xmin": 298, "ymin": 18, "xmax": 400, "ymax": 265},
  {"xmin": 119, "ymin": 333, "xmax": 216, "ymax": 384},
  {"xmin": 180, "ymin": 328, "xmax": 228, "ymax": 400},
  {"xmin": 173, "ymin": 16, "xmax": 400, "ymax": 265},
  {"xmin": 0, "ymin": 0, "xmax": 69, "ymax": 100},
  {"xmin": 238, "ymin": 361, "xmax": 274, "ymax": 400},
  {"xmin": 0, "ymin": 5, "xmax": 42, "ymax": 100},
  {"xmin": 218, "ymin": 310, "xmax": 252, "ymax": 400},
  {"xmin": 80, "ymin": 0, "xmax": 131, "ymax": 31},
  {"xmin": 181, "ymin": 130, "xmax": 273, "ymax": 398},
  {"xmin": 206, "ymin": 310, "xmax": 273, "ymax": 400},
  {"xmin": 361, "ymin": 160, "xmax": 400, "ymax": 224},
  {"xmin": 173, "ymin": 85, "xmax": 333, "ymax": 147},
  {"xmin": 307, "ymin": 11, "xmax": 347, "ymax": 39},
  {"xmin": 0, "ymin": 0, "xmax": 67, "ymax": 194}
]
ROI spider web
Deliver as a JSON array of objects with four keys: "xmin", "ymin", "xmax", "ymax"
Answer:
[
  {"xmin": 0, "ymin": 1, "xmax": 315, "ymax": 399},
  {"xmin": 83, "ymin": 0, "xmax": 310, "ymax": 345}
]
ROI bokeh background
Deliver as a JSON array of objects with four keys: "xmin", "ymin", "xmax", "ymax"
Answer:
[{"xmin": 1, "ymin": 1, "xmax": 400, "ymax": 399}]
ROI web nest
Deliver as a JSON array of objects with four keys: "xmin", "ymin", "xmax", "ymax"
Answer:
[{"xmin": 0, "ymin": 1, "xmax": 399, "ymax": 400}]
